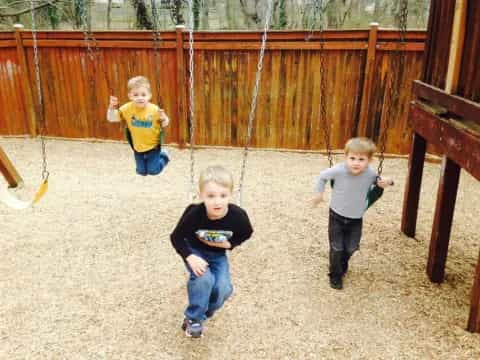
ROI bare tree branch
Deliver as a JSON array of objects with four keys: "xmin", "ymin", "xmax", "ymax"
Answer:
[{"xmin": 0, "ymin": 0, "xmax": 61, "ymax": 17}]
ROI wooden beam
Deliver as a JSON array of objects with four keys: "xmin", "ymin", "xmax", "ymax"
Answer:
[
  {"xmin": 376, "ymin": 42, "xmax": 425, "ymax": 51},
  {"xmin": 175, "ymin": 26, "xmax": 187, "ymax": 148},
  {"xmin": 22, "ymin": 39, "xmax": 177, "ymax": 49},
  {"xmin": 0, "ymin": 40, "xmax": 16, "ymax": 47},
  {"xmin": 427, "ymin": 156, "xmax": 460, "ymax": 283},
  {"xmin": 183, "ymin": 41, "xmax": 368, "ymax": 51},
  {"xmin": 401, "ymin": 132, "xmax": 427, "ymax": 237},
  {"xmin": 468, "ymin": 251, "xmax": 480, "ymax": 332},
  {"xmin": 0, "ymin": 146, "xmax": 23, "ymax": 187},
  {"xmin": 445, "ymin": 0, "xmax": 467, "ymax": 93},
  {"xmin": 413, "ymin": 80, "xmax": 480, "ymax": 125},
  {"xmin": 14, "ymin": 24, "xmax": 37, "ymax": 137},
  {"xmin": 358, "ymin": 23, "xmax": 379, "ymax": 137},
  {"xmin": 409, "ymin": 104, "xmax": 480, "ymax": 180}
]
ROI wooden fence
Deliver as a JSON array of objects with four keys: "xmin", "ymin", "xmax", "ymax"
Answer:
[{"xmin": 0, "ymin": 25, "xmax": 426, "ymax": 154}]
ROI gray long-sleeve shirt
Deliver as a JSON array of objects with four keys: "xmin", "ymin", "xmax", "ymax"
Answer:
[{"xmin": 315, "ymin": 163, "xmax": 377, "ymax": 219}]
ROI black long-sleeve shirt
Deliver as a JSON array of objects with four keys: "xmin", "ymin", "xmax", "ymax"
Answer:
[{"xmin": 170, "ymin": 203, "xmax": 254, "ymax": 259}]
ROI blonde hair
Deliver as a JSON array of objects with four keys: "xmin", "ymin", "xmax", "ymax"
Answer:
[
  {"xmin": 199, "ymin": 165, "xmax": 234, "ymax": 192},
  {"xmin": 127, "ymin": 76, "xmax": 151, "ymax": 92},
  {"xmin": 344, "ymin": 137, "xmax": 377, "ymax": 158}
]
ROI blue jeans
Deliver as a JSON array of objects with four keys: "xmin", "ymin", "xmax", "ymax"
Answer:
[
  {"xmin": 184, "ymin": 247, "xmax": 233, "ymax": 322},
  {"xmin": 133, "ymin": 147, "xmax": 169, "ymax": 176}
]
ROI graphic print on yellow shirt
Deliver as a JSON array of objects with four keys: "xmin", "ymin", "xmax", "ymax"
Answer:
[{"xmin": 119, "ymin": 102, "xmax": 162, "ymax": 152}]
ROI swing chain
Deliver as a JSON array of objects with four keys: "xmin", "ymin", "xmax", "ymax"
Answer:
[
  {"xmin": 237, "ymin": 0, "xmax": 274, "ymax": 206},
  {"xmin": 187, "ymin": 0, "xmax": 196, "ymax": 201},
  {"xmin": 307, "ymin": 1, "xmax": 332, "ymax": 167},
  {"xmin": 317, "ymin": 10, "xmax": 333, "ymax": 168},
  {"xmin": 79, "ymin": 1, "xmax": 114, "ymax": 97},
  {"xmin": 377, "ymin": 0, "xmax": 408, "ymax": 176},
  {"xmin": 305, "ymin": 0, "xmax": 325, "ymax": 42},
  {"xmin": 30, "ymin": 0, "xmax": 49, "ymax": 181},
  {"xmin": 80, "ymin": 2, "xmax": 95, "ymax": 62},
  {"xmin": 151, "ymin": 0, "xmax": 164, "ymax": 107}
]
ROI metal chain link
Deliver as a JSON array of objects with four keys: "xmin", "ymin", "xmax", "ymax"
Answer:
[
  {"xmin": 317, "ymin": 9, "xmax": 333, "ymax": 167},
  {"xmin": 237, "ymin": 0, "xmax": 274, "ymax": 206},
  {"xmin": 377, "ymin": 0, "xmax": 408, "ymax": 175},
  {"xmin": 306, "ymin": 1, "xmax": 332, "ymax": 167},
  {"xmin": 79, "ymin": 0, "xmax": 100, "ymax": 112},
  {"xmin": 30, "ymin": 0, "xmax": 48, "ymax": 180},
  {"xmin": 151, "ymin": 0, "xmax": 163, "ymax": 107},
  {"xmin": 305, "ymin": 0, "xmax": 324, "ymax": 41},
  {"xmin": 80, "ymin": 1, "xmax": 95, "ymax": 62},
  {"xmin": 187, "ymin": 0, "xmax": 197, "ymax": 202}
]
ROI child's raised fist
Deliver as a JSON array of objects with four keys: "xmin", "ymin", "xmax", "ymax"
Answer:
[{"xmin": 109, "ymin": 96, "xmax": 119, "ymax": 109}]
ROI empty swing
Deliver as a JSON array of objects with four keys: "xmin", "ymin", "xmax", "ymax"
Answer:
[{"xmin": 0, "ymin": 0, "xmax": 49, "ymax": 210}]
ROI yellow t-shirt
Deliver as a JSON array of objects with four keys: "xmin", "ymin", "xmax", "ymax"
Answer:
[{"xmin": 119, "ymin": 102, "xmax": 162, "ymax": 153}]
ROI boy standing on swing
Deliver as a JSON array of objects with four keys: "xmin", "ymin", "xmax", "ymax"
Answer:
[
  {"xmin": 107, "ymin": 76, "xmax": 170, "ymax": 176},
  {"xmin": 311, "ymin": 137, "xmax": 394, "ymax": 290}
]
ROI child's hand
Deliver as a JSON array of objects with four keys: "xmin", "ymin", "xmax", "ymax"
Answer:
[
  {"xmin": 377, "ymin": 177, "xmax": 394, "ymax": 188},
  {"xmin": 310, "ymin": 193, "xmax": 324, "ymax": 208},
  {"xmin": 109, "ymin": 96, "xmax": 118, "ymax": 109},
  {"xmin": 159, "ymin": 109, "xmax": 169, "ymax": 127},
  {"xmin": 186, "ymin": 254, "xmax": 209, "ymax": 277},
  {"xmin": 198, "ymin": 238, "xmax": 232, "ymax": 249}
]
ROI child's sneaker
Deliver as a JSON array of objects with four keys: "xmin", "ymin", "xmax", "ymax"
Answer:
[
  {"xmin": 182, "ymin": 318, "xmax": 203, "ymax": 338},
  {"xmin": 329, "ymin": 275, "xmax": 343, "ymax": 290}
]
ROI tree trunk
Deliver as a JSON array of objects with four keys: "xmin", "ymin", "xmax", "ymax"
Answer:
[
  {"xmin": 170, "ymin": 0, "xmax": 185, "ymax": 25},
  {"xmin": 131, "ymin": 0, "xmax": 153, "ymax": 29},
  {"xmin": 107, "ymin": 0, "xmax": 112, "ymax": 29}
]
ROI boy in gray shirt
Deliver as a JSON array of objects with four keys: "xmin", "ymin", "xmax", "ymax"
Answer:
[{"xmin": 312, "ymin": 138, "xmax": 394, "ymax": 289}]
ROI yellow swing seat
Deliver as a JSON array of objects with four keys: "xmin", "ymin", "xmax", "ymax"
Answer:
[{"xmin": 0, "ymin": 179, "xmax": 48, "ymax": 210}]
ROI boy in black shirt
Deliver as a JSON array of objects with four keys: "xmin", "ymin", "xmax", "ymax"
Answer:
[{"xmin": 170, "ymin": 166, "xmax": 253, "ymax": 338}]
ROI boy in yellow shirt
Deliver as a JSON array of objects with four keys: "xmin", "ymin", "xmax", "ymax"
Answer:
[{"xmin": 107, "ymin": 76, "xmax": 170, "ymax": 175}]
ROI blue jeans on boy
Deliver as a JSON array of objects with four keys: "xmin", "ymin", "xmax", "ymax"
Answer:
[
  {"xmin": 184, "ymin": 247, "xmax": 233, "ymax": 322},
  {"xmin": 134, "ymin": 147, "xmax": 169, "ymax": 176}
]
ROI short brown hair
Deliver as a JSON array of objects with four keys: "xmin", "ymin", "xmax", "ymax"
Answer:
[
  {"xmin": 344, "ymin": 137, "xmax": 376, "ymax": 158},
  {"xmin": 127, "ymin": 76, "xmax": 151, "ymax": 92},
  {"xmin": 199, "ymin": 165, "xmax": 234, "ymax": 192}
]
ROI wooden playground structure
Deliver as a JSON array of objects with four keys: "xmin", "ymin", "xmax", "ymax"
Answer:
[{"xmin": 401, "ymin": 0, "xmax": 480, "ymax": 332}]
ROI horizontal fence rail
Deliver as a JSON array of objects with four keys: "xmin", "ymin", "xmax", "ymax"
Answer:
[{"xmin": 0, "ymin": 26, "xmax": 426, "ymax": 154}]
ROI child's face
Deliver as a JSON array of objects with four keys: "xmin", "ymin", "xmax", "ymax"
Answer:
[
  {"xmin": 199, "ymin": 181, "xmax": 232, "ymax": 220},
  {"xmin": 345, "ymin": 151, "xmax": 371, "ymax": 175},
  {"xmin": 128, "ymin": 86, "xmax": 152, "ymax": 108}
]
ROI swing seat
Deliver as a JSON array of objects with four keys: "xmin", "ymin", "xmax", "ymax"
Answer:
[
  {"xmin": 125, "ymin": 128, "xmax": 164, "ymax": 151},
  {"xmin": 0, "ymin": 179, "xmax": 48, "ymax": 210},
  {"xmin": 366, "ymin": 183, "xmax": 384, "ymax": 209}
]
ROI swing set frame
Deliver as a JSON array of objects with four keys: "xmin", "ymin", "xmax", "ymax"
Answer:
[{"xmin": 401, "ymin": 0, "xmax": 480, "ymax": 333}]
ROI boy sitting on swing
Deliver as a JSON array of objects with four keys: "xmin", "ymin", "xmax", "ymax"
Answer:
[
  {"xmin": 170, "ymin": 165, "xmax": 254, "ymax": 338},
  {"xmin": 107, "ymin": 76, "xmax": 170, "ymax": 176},
  {"xmin": 311, "ymin": 137, "xmax": 394, "ymax": 290}
]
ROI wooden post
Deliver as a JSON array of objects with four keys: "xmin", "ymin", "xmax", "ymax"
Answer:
[
  {"xmin": 357, "ymin": 22, "xmax": 378, "ymax": 137},
  {"xmin": 468, "ymin": 251, "xmax": 480, "ymax": 332},
  {"xmin": 0, "ymin": 146, "xmax": 23, "ymax": 187},
  {"xmin": 427, "ymin": 156, "xmax": 460, "ymax": 283},
  {"xmin": 445, "ymin": 0, "xmax": 467, "ymax": 94},
  {"xmin": 175, "ymin": 25, "xmax": 187, "ymax": 148},
  {"xmin": 13, "ymin": 23, "xmax": 37, "ymax": 137},
  {"xmin": 401, "ymin": 131, "xmax": 426, "ymax": 237}
]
